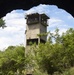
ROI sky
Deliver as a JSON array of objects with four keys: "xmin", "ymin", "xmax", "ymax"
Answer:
[{"xmin": 0, "ymin": 4, "xmax": 74, "ymax": 50}]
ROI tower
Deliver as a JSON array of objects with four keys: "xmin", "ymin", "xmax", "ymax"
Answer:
[
  {"xmin": 25, "ymin": 13, "xmax": 49, "ymax": 75},
  {"xmin": 25, "ymin": 13, "xmax": 49, "ymax": 46}
]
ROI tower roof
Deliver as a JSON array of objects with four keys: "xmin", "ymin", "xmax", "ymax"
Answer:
[
  {"xmin": 25, "ymin": 13, "xmax": 49, "ymax": 19},
  {"xmin": 40, "ymin": 14, "xmax": 49, "ymax": 19}
]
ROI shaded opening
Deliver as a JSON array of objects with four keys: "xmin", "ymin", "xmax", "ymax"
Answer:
[
  {"xmin": 27, "ymin": 39, "xmax": 38, "ymax": 45},
  {"xmin": 27, "ymin": 38, "xmax": 46, "ymax": 45},
  {"xmin": 26, "ymin": 74, "xmax": 32, "ymax": 75},
  {"xmin": 40, "ymin": 39, "xmax": 46, "ymax": 43}
]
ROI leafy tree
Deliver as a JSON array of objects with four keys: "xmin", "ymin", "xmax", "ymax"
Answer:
[
  {"xmin": 61, "ymin": 28, "xmax": 74, "ymax": 68},
  {"xmin": 0, "ymin": 18, "xmax": 6, "ymax": 28},
  {"xmin": 35, "ymin": 28, "xmax": 74, "ymax": 75},
  {"xmin": 0, "ymin": 45, "xmax": 25, "ymax": 75}
]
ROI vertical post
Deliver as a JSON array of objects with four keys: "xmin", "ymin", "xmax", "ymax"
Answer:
[
  {"xmin": 38, "ymin": 14, "xmax": 41, "ymax": 44},
  {"xmin": 38, "ymin": 37, "xmax": 40, "ymax": 44},
  {"xmin": 39, "ymin": 14, "xmax": 41, "ymax": 23}
]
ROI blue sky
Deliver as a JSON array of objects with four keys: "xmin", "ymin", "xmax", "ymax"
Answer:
[{"xmin": 0, "ymin": 4, "xmax": 74, "ymax": 50}]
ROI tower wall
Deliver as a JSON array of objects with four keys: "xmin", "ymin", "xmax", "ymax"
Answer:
[
  {"xmin": 40, "ymin": 24, "xmax": 47, "ymax": 41},
  {"xmin": 26, "ymin": 23, "xmax": 40, "ymax": 39}
]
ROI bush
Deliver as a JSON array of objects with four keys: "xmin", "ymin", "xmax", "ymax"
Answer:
[{"xmin": 62, "ymin": 67, "xmax": 74, "ymax": 75}]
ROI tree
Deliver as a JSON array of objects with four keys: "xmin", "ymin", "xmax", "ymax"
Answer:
[
  {"xmin": 0, "ymin": 18, "xmax": 6, "ymax": 28},
  {"xmin": 0, "ymin": 45, "xmax": 25, "ymax": 75},
  {"xmin": 35, "ymin": 28, "xmax": 74, "ymax": 75},
  {"xmin": 61, "ymin": 28, "xmax": 74, "ymax": 67}
]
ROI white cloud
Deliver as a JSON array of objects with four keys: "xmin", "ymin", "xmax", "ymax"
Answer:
[
  {"xmin": 67, "ymin": 15, "xmax": 74, "ymax": 20},
  {"xmin": 0, "ymin": 37, "xmax": 9, "ymax": 50},
  {"xmin": 0, "ymin": 27, "xmax": 25, "ymax": 50},
  {"xmin": 4, "ymin": 10, "xmax": 24, "ymax": 20},
  {"xmin": 4, "ymin": 10, "xmax": 26, "ymax": 27},
  {"xmin": 25, "ymin": 4, "xmax": 58, "ymax": 15},
  {"xmin": 48, "ymin": 18, "xmax": 64, "ymax": 27},
  {"xmin": 0, "ymin": 10, "xmax": 26, "ymax": 50}
]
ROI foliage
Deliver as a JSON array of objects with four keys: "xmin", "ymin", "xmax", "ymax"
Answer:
[
  {"xmin": 62, "ymin": 67, "xmax": 74, "ymax": 75},
  {"xmin": 0, "ymin": 28, "xmax": 74, "ymax": 75},
  {"xmin": 0, "ymin": 45, "xmax": 25, "ymax": 75},
  {"xmin": 33, "ymin": 28, "xmax": 74, "ymax": 75},
  {"xmin": 0, "ymin": 18, "xmax": 6, "ymax": 28}
]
